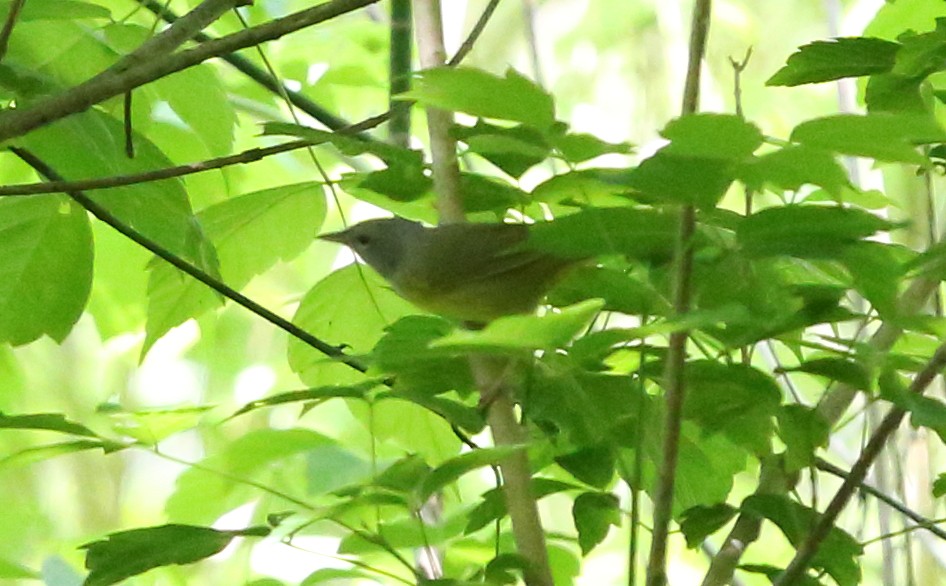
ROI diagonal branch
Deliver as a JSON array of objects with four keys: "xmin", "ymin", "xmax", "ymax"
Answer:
[
  {"xmin": 701, "ymin": 275, "xmax": 939, "ymax": 586},
  {"xmin": 9, "ymin": 146, "xmax": 367, "ymax": 375},
  {"xmin": 0, "ymin": 0, "xmax": 381, "ymax": 142},
  {"xmin": 774, "ymin": 343, "xmax": 946, "ymax": 585}
]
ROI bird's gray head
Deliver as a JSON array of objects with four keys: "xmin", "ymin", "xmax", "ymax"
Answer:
[{"xmin": 319, "ymin": 217, "xmax": 425, "ymax": 279}]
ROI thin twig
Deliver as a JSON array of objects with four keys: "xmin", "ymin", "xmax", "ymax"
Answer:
[
  {"xmin": 446, "ymin": 0, "xmax": 501, "ymax": 66},
  {"xmin": 645, "ymin": 2, "xmax": 712, "ymax": 585},
  {"xmin": 0, "ymin": 0, "xmax": 26, "ymax": 62},
  {"xmin": 774, "ymin": 343, "xmax": 946, "ymax": 584},
  {"xmin": 815, "ymin": 458, "xmax": 946, "ymax": 543},
  {"xmin": 9, "ymin": 147, "xmax": 366, "ymax": 374}
]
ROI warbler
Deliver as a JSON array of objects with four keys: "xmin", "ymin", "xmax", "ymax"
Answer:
[{"xmin": 319, "ymin": 217, "xmax": 578, "ymax": 324}]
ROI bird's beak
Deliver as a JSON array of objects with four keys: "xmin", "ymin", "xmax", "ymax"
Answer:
[{"xmin": 318, "ymin": 229, "xmax": 350, "ymax": 244}]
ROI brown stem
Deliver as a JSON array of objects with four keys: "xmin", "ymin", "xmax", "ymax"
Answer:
[{"xmin": 645, "ymin": 1, "xmax": 712, "ymax": 584}]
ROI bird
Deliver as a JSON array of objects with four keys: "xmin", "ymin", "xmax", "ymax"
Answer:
[{"xmin": 319, "ymin": 217, "xmax": 579, "ymax": 325}]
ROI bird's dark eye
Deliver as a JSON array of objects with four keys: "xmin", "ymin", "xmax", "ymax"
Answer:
[{"xmin": 354, "ymin": 234, "xmax": 370, "ymax": 246}]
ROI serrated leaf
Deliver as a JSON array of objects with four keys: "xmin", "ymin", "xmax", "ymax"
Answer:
[
  {"xmin": 402, "ymin": 67, "xmax": 555, "ymax": 129},
  {"xmin": 682, "ymin": 361, "xmax": 781, "ymax": 455},
  {"xmin": 790, "ymin": 113, "xmax": 946, "ymax": 164},
  {"xmin": 679, "ymin": 503, "xmax": 738, "ymax": 548},
  {"xmin": 933, "ymin": 473, "xmax": 946, "ymax": 498},
  {"xmin": 548, "ymin": 131, "xmax": 632, "ymax": 163},
  {"xmin": 453, "ymin": 120, "xmax": 551, "ymax": 178},
  {"xmin": 893, "ymin": 19, "xmax": 946, "ymax": 78},
  {"xmin": 737, "ymin": 205, "xmax": 897, "ymax": 258},
  {"xmin": 660, "ymin": 114, "xmax": 763, "ymax": 160},
  {"xmin": 738, "ymin": 145, "xmax": 850, "ymax": 197},
  {"xmin": 572, "ymin": 491, "xmax": 620, "ymax": 555},
  {"xmin": 0, "ymin": 196, "xmax": 92, "ymax": 345},
  {"xmin": 767, "ymin": 37, "xmax": 899, "ymax": 86},
  {"xmin": 777, "ymin": 405, "xmax": 831, "ymax": 472},
  {"xmin": 81, "ymin": 524, "xmax": 269, "ymax": 586}
]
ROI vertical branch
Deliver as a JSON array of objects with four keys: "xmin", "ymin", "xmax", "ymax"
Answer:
[
  {"xmin": 413, "ymin": 5, "xmax": 553, "ymax": 584},
  {"xmin": 645, "ymin": 2, "xmax": 712, "ymax": 586},
  {"xmin": 389, "ymin": 0, "xmax": 413, "ymax": 147},
  {"xmin": 413, "ymin": 0, "xmax": 464, "ymax": 223}
]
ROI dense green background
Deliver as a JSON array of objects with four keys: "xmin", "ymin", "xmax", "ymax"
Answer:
[{"xmin": 2, "ymin": 0, "xmax": 946, "ymax": 584}]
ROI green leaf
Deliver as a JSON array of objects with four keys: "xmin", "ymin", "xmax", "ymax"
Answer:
[
  {"xmin": 623, "ymin": 115, "xmax": 761, "ymax": 207},
  {"xmin": 555, "ymin": 445, "xmax": 615, "ymax": 488},
  {"xmin": 431, "ymin": 299, "xmax": 604, "ymax": 352},
  {"xmin": 0, "ymin": 439, "xmax": 125, "ymax": 467},
  {"xmin": 166, "ymin": 429, "xmax": 364, "ymax": 523},
  {"xmin": 742, "ymin": 494, "xmax": 863, "ymax": 586},
  {"xmin": 739, "ymin": 564, "xmax": 823, "ymax": 586},
  {"xmin": 548, "ymin": 131, "xmax": 633, "ymax": 164},
  {"xmin": 679, "ymin": 503, "xmax": 738, "ymax": 548},
  {"xmin": 738, "ymin": 145, "xmax": 850, "ymax": 197},
  {"xmin": 933, "ymin": 473, "xmax": 946, "ymax": 498},
  {"xmin": 549, "ymin": 265, "xmax": 671, "ymax": 317},
  {"xmin": 453, "ymin": 120, "xmax": 551, "ymax": 178},
  {"xmin": 777, "ymin": 405, "xmax": 831, "ymax": 472},
  {"xmin": 81, "ymin": 524, "xmax": 269, "ymax": 586},
  {"xmin": 153, "ymin": 64, "xmax": 235, "ymax": 156},
  {"xmin": 660, "ymin": 114, "xmax": 763, "ymax": 160},
  {"xmin": 0, "ymin": 196, "xmax": 92, "ymax": 345},
  {"xmin": 864, "ymin": 73, "xmax": 926, "ymax": 113},
  {"xmin": 778, "ymin": 357, "xmax": 872, "ymax": 392},
  {"xmin": 465, "ymin": 479, "xmax": 578, "ymax": 533},
  {"xmin": 737, "ymin": 205, "xmax": 897, "ymax": 258},
  {"xmin": 767, "ymin": 37, "xmax": 899, "ymax": 86},
  {"xmin": 572, "ymin": 491, "xmax": 621, "ymax": 555},
  {"xmin": 0, "ymin": 0, "xmax": 111, "ymax": 20},
  {"xmin": 528, "ymin": 207, "xmax": 682, "ymax": 261},
  {"xmin": 682, "ymin": 361, "xmax": 781, "ymax": 455},
  {"xmin": 418, "ymin": 446, "xmax": 521, "ymax": 502},
  {"xmin": 371, "ymin": 315, "xmax": 472, "ymax": 395},
  {"xmin": 288, "ymin": 264, "xmax": 416, "ymax": 386},
  {"xmin": 144, "ymin": 182, "xmax": 325, "ymax": 352},
  {"xmin": 19, "ymin": 111, "xmax": 214, "ymax": 269},
  {"xmin": 402, "ymin": 67, "xmax": 555, "ymax": 129},
  {"xmin": 0, "ymin": 557, "xmax": 38, "ymax": 579},
  {"xmin": 0, "ymin": 412, "xmax": 100, "ymax": 437},
  {"xmin": 229, "ymin": 381, "xmax": 379, "ymax": 419},
  {"xmin": 100, "ymin": 405, "xmax": 213, "ymax": 445},
  {"xmin": 840, "ymin": 241, "xmax": 909, "ymax": 317},
  {"xmin": 263, "ymin": 123, "xmax": 424, "ymax": 168},
  {"xmin": 302, "ymin": 568, "xmax": 377, "ymax": 585},
  {"xmin": 531, "ymin": 169, "xmax": 635, "ymax": 207},
  {"xmin": 790, "ymin": 113, "xmax": 946, "ymax": 164},
  {"xmin": 893, "ymin": 19, "xmax": 946, "ymax": 78}
]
